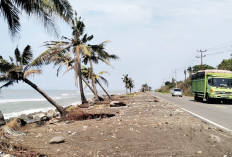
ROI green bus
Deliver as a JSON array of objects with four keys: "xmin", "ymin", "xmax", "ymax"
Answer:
[{"xmin": 191, "ymin": 69, "xmax": 232, "ymax": 103}]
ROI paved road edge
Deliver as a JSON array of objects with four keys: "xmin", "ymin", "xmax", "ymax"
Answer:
[
  {"xmin": 154, "ymin": 94, "xmax": 232, "ymax": 133},
  {"xmin": 181, "ymin": 107, "xmax": 232, "ymax": 133}
]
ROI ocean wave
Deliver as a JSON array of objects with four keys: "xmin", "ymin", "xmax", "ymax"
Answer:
[
  {"xmin": 3, "ymin": 100, "xmax": 82, "ymax": 119},
  {"xmin": 0, "ymin": 98, "xmax": 46, "ymax": 104},
  {"xmin": 70, "ymin": 101, "xmax": 82, "ymax": 106},
  {"xmin": 85, "ymin": 92, "xmax": 93, "ymax": 95},
  {"xmin": 0, "ymin": 96, "xmax": 63, "ymax": 104},
  {"xmin": 61, "ymin": 93, "xmax": 78, "ymax": 97},
  {"xmin": 3, "ymin": 107, "xmax": 54, "ymax": 119}
]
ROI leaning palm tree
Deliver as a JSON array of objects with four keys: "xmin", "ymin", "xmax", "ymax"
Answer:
[
  {"xmin": 41, "ymin": 52, "xmax": 101, "ymax": 99},
  {"xmin": 82, "ymin": 41, "xmax": 119, "ymax": 101},
  {"xmin": 81, "ymin": 66, "xmax": 111, "ymax": 99},
  {"xmin": 37, "ymin": 52, "xmax": 105, "ymax": 101},
  {"xmin": 0, "ymin": 45, "xmax": 67, "ymax": 117},
  {"xmin": 0, "ymin": 0, "xmax": 73, "ymax": 38},
  {"xmin": 32, "ymin": 12, "xmax": 92, "ymax": 104}
]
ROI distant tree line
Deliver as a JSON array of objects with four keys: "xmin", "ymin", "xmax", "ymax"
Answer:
[{"xmin": 141, "ymin": 83, "xmax": 152, "ymax": 92}]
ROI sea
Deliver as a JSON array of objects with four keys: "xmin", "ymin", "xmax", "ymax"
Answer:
[{"xmin": 0, "ymin": 89, "xmax": 123, "ymax": 119}]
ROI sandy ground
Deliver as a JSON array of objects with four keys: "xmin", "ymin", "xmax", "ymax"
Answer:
[{"xmin": 2, "ymin": 92, "xmax": 232, "ymax": 156}]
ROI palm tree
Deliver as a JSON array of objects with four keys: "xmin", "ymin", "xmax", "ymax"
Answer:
[
  {"xmin": 32, "ymin": 12, "xmax": 92, "ymax": 104},
  {"xmin": 122, "ymin": 74, "xmax": 129, "ymax": 94},
  {"xmin": 82, "ymin": 41, "xmax": 119, "ymax": 101},
  {"xmin": 127, "ymin": 78, "xmax": 134, "ymax": 94},
  {"xmin": 0, "ymin": 45, "xmax": 67, "ymax": 117},
  {"xmin": 141, "ymin": 83, "xmax": 151, "ymax": 92},
  {"xmin": 187, "ymin": 66, "xmax": 193, "ymax": 77},
  {"xmin": 122, "ymin": 74, "xmax": 134, "ymax": 94},
  {"xmin": 81, "ymin": 66, "xmax": 111, "ymax": 99},
  {"xmin": 0, "ymin": 0, "xmax": 73, "ymax": 38}
]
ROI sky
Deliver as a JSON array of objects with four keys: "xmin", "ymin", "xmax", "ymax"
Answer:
[{"xmin": 1, "ymin": 0, "xmax": 232, "ymax": 91}]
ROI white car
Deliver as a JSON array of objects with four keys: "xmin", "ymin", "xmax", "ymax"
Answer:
[{"xmin": 171, "ymin": 88, "xmax": 182, "ymax": 97}]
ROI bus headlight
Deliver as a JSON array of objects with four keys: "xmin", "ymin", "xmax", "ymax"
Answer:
[{"xmin": 210, "ymin": 89, "xmax": 214, "ymax": 93}]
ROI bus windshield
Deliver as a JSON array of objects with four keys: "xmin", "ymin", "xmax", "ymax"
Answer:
[{"xmin": 212, "ymin": 78, "xmax": 232, "ymax": 88}]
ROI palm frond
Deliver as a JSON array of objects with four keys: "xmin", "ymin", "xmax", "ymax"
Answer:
[
  {"xmin": 1, "ymin": 0, "xmax": 73, "ymax": 38},
  {"xmin": 24, "ymin": 69, "xmax": 42, "ymax": 78},
  {"xmin": 91, "ymin": 55, "xmax": 99, "ymax": 64},
  {"xmin": 87, "ymin": 35, "xmax": 94, "ymax": 41},
  {"xmin": 15, "ymin": 0, "xmax": 73, "ymax": 35},
  {"xmin": 77, "ymin": 21, "xmax": 85, "ymax": 36},
  {"xmin": 61, "ymin": 36, "xmax": 72, "ymax": 41},
  {"xmin": 9, "ymin": 56, "xmax": 14, "ymax": 63},
  {"xmin": 72, "ymin": 13, "xmax": 85, "ymax": 37},
  {"xmin": 14, "ymin": 0, "xmax": 59, "ymax": 36},
  {"xmin": 81, "ymin": 34, "xmax": 88, "ymax": 43},
  {"xmin": 0, "ymin": 57, "xmax": 14, "ymax": 73},
  {"xmin": 108, "ymin": 54, "xmax": 120, "ymax": 60},
  {"xmin": 0, "ymin": 76, "xmax": 9, "ymax": 82},
  {"xmin": 80, "ymin": 44, "xmax": 91, "ymax": 56},
  {"xmin": 21, "ymin": 45, "xmax": 33, "ymax": 65},
  {"xmin": 31, "ymin": 42, "xmax": 71, "ymax": 66},
  {"xmin": 98, "ymin": 76, "xmax": 109, "ymax": 87},
  {"xmin": 81, "ymin": 34, "xmax": 94, "ymax": 43},
  {"xmin": 98, "ymin": 58, "xmax": 113, "ymax": 68},
  {"xmin": 82, "ymin": 55, "xmax": 89, "ymax": 65},
  {"xmin": 48, "ymin": 0, "xmax": 73, "ymax": 23},
  {"xmin": 0, "ymin": 81, "xmax": 14, "ymax": 89},
  {"xmin": 43, "ymin": 40, "xmax": 70, "ymax": 47},
  {"xmin": 14, "ymin": 47, "xmax": 21, "ymax": 64},
  {"xmin": 62, "ymin": 64, "xmax": 74, "ymax": 76},
  {"xmin": 56, "ymin": 65, "xmax": 62, "ymax": 77},
  {"xmin": 98, "ymin": 71, "xmax": 109, "ymax": 75},
  {"xmin": 0, "ymin": 0, "xmax": 20, "ymax": 37}
]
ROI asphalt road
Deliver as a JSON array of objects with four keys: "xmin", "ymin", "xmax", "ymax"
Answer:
[{"xmin": 153, "ymin": 92, "xmax": 232, "ymax": 131}]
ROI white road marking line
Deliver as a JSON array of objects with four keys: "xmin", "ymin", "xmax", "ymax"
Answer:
[
  {"xmin": 214, "ymin": 105, "xmax": 226, "ymax": 109},
  {"xmin": 181, "ymin": 107, "xmax": 232, "ymax": 132},
  {"xmin": 154, "ymin": 93, "xmax": 232, "ymax": 133}
]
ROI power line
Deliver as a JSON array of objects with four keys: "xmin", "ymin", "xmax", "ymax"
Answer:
[
  {"xmin": 179, "ymin": 51, "xmax": 199, "ymax": 70},
  {"xmin": 206, "ymin": 41, "xmax": 232, "ymax": 51},
  {"xmin": 205, "ymin": 49, "xmax": 232, "ymax": 56},
  {"xmin": 181, "ymin": 56, "xmax": 199, "ymax": 70},
  {"xmin": 207, "ymin": 45, "xmax": 232, "ymax": 51}
]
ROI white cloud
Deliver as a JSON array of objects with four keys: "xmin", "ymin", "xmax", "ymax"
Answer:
[{"xmin": 71, "ymin": 0, "xmax": 153, "ymax": 25}]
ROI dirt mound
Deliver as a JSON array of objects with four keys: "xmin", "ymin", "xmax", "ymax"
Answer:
[{"xmin": 64, "ymin": 108, "xmax": 115, "ymax": 121}]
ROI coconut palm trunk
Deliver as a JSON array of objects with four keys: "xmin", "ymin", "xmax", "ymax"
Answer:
[
  {"xmin": 96, "ymin": 79, "xmax": 111, "ymax": 99},
  {"xmin": 89, "ymin": 59, "xmax": 99, "ymax": 101},
  {"xmin": 76, "ymin": 46, "xmax": 88, "ymax": 104},
  {"xmin": 81, "ymin": 76, "xmax": 104, "ymax": 101},
  {"xmin": 23, "ymin": 78, "xmax": 67, "ymax": 117},
  {"xmin": 81, "ymin": 76, "xmax": 95, "ymax": 94}
]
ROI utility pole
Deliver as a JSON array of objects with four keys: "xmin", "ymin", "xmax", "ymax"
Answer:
[
  {"xmin": 196, "ymin": 50, "xmax": 207, "ymax": 70},
  {"xmin": 231, "ymin": 54, "xmax": 232, "ymax": 71},
  {"xmin": 184, "ymin": 69, "xmax": 186, "ymax": 80},
  {"xmin": 175, "ymin": 69, "xmax": 178, "ymax": 88}
]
